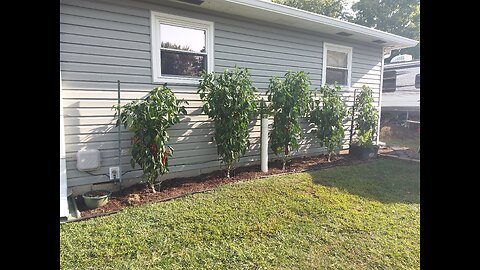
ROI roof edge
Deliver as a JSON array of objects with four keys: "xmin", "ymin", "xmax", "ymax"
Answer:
[{"xmin": 225, "ymin": 0, "xmax": 418, "ymax": 48}]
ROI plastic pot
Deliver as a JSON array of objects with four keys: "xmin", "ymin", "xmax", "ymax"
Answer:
[
  {"xmin": 349, "ymin": 144, "xmax": 379, "ymax": 159},
  {"xmin": 82, "ymin": 190, "xmax": 112, "ymax": 209}
]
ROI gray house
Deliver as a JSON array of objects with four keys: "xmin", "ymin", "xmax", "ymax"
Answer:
[{"xmin": 60, "ymin": 0, "xmax": 417, "ymax": 217}]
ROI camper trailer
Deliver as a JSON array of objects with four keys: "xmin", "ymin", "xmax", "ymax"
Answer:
[{"xmin": 381, "ymin": 55, "xmax": 420, "ymax": 124}]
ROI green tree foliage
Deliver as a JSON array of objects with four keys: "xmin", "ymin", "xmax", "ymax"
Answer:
[
  {"xmin": 353, "ymin": 85, "xmax": 378, "ymax": 147},
  {"xmin": 198, "ymin": 67, "xmax": 258, "ymax": 178},
  {"xmin": 267, "ymin": 71, "xmax": 312, "ymax": 170},
  {"xmin": 273, "ymin": 0, "xmax": 347, "ymax": 19},
  {"xmin": 309, "ymin": 83, "xmax": 348, "ymax": 162},
  {"xmin": 161, "ymin": 42, "xmax": 206, "ymax": 76},
  {"xmin": 114, "ymin": 85, "xmax": 188, "ymax": 192},
  {"xmin": 352, "ymin": 0, "xmax": 420, "ymax": 60}
]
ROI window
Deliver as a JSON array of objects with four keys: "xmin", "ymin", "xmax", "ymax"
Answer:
[
  {"xmin": 150, "ymin": 11, "xmax": 214, "ymax": 84},
  {"xmin": 415, "ymin": 74, "xmax": 420, "ymax": 89},
  {"xmin": 382, "ymin": 70, "xmax": 397, "ymax": 92},
  {"xmin": 322, "ymin": 43, "xmax": 352, "ymax": 88}
]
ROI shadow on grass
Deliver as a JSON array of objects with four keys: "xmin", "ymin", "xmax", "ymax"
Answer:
[{"xmin": 308, "ymin": 158, "xmax": 420, "ymax": 204}]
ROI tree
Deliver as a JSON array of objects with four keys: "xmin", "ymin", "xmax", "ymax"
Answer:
[
  {"xmin": 352, "ymin": 0, "xmax": 420, "ymax": 60},
  {"xmin": 309, "ymin": 83, "xmax": 348, "ymax": 162},
  {"xmin": 267, "ymin": 71, "xmax": 312, "ymax": 170},
  {"xmin": 272, "ymin": 0, "xmax": 348, "ymax": 19},
  {"xmin": 198, "ymin": 67, "xmax": 258, "ymax": 178}
]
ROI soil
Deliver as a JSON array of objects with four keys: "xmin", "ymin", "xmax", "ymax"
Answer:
[{"xmin": 75, "ymin": 153, "xmax": 392, "ymax": 219}]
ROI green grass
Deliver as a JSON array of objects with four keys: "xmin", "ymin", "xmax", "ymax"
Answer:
[{"xmin": 60, "ymin": 159, "xmax": 420, "ymax": 269}]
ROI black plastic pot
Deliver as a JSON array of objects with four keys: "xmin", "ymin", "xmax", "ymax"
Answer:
[{"xmin": 348, "ymin": 144, "xmax": 379, "ymax": 159}]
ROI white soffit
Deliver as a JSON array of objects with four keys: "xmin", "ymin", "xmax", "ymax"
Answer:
[{"xmin": 186, "ymin": 0, "xmax": 418, "ymax": 49}]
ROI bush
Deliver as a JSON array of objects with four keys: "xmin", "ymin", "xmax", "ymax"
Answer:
[
  {"xmin": 309, "ymin": 83, "xmax": 347, "ymax": 161},
  {"xmin": 198, "ymin": 67, "xmax": 258, "ymax": 177},
  {"xmin": 114, "ymin": 85, "xmax": 188, "ymax": 192},
  {"xmin": 267, "ymin": 71, "xmax": 312, "ymax": 169},
  {"xmin": 353, "ymin": 85, "xmax": 378, "ymax": 147}
]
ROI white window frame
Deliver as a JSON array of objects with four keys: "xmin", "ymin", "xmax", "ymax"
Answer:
[
  {"xmin": 150, "ymin": 11, "xmax": 214, "ymax": 85},
  {"xmin": 322, "ymin": 43, "xmax": 353, "ymax": 90}
]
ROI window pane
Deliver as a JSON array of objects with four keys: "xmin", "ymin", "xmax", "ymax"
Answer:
[
  {"xmin": 383, "ymin": 70, "xmax": 397, "ymax": 92},
  {"xmin": 327, "ymin": 51, "xmax": 348, "ymax": 68},
  {"xmin": 415, "ymin": 74, "xmax": 420, "ymax": 89},
  {"xmin": 383, "ymin": 79, "xmax": 396, "ymax": 92},
  {"xmin": 326, "ymin": 68, "xmax": 347, "ymax": 85},
  {"xmin": 161, "ymin": 50, "xmax": 206, "ymax": 77},
  {"xmin": 161, "ymin": 24, "xmax": 206, "ymax": 53}
]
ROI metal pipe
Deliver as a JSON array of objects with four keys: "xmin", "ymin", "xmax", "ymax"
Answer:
[{"xmin": 117, "ymin": 80, "xmax": 122, "ymax": 187}]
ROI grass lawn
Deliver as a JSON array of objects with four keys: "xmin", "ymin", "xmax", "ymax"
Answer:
[
  {"xmin": 380, "ymin": 124, "xmax": 420, "ymax": 150},
  {"xmin": 60, "ymin": 158, "xmax": 420, "ymax": 269},
  {"xmin": 384, "ymin": 136, "xmax": 420, "ymax": 150}
]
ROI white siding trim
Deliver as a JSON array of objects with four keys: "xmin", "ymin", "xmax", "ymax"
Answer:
[
  {"xmin": 377, "ymin": 48, "xmax": 385, "ymax": 145},
  {"xmin": 150, "ymin": 11, "xmax": 214, "ymax": 85},
  {"xmin": 60, "ymin": 71, "xmax": 69, "ymax": 218},
  {"xmin": 322, "ymin": 42, "xmax": 353, "ymax": 90}
]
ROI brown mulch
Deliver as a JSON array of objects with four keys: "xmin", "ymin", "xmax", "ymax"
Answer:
[{"xmin": 75, "ymin": 153, "xmax": 381, "ymax": 219}]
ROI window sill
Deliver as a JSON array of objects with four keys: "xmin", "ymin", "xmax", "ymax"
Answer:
[{"xmin": 153, "ymin": 76, "xmax": 201, "ymax": 86}]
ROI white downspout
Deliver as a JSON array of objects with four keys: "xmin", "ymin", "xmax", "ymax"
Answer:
[
  {"xmin": 376, "ymin": 47, "xmax": 386, "ymax": 145},
  {"xmin": 60, "ymin": 71, "xmax": 69, "ymax": 218},
  {"xmin": 261, "ymin": 117, "xmax": 269, "ymax": 172}
]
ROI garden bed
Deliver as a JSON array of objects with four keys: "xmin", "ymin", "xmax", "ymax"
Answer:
[{"xmin": 75, "ymin": 153, "xmax": 392, "ymax": 219}]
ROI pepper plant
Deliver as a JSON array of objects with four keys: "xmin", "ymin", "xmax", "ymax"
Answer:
[
  {"xmin": 267, "ymin": 71, "xmax": 312, "ymax": 170},
  {"xmin": 198, "ymin": 67, "xmax": 258, "ymax": 178},
  {"xmin": 309, "ymin": 83, "xmax": 347, "ymax": 162},
  {"xmin": 113, "ymin": 85, "xmax": 188, "ymax": 192},
  {"xmin": 352, "ymin": 85, "xmax": 378, "ymax": 147}
]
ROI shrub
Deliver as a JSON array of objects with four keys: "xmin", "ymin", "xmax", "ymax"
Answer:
[
  {"xmin": 114, "ymin": 85, "xmax": 188, "ymax": 192},
  {"xmin": 267, "ymin": 71, "xmax": 312, "ymax": 170},
  {"xmin": 352, "ymin": 85, "xmax": 379, "ymax": 147},
  {"xmin": 309, "ymin": 83, "xmax": 347, "ymax": 161},
  {"xmin": 198, "ymin": 67, "xmax": 258, "ymax": 177}
]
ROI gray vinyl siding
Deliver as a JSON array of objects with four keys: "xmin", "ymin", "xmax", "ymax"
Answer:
[{"xmin": 60, "ymin": 0, "xmax": 383, "ymax": 188}]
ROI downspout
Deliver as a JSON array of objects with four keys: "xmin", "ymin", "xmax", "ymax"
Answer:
[
  {"xmin": 376, "ymin": 47, "xmax": 386, "ymax": 145},
  {"xmin": 60, "ymin": 71, "xmax": 69, "ymax": 218}
]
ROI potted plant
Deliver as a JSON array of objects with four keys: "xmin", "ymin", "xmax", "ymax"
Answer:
[
  {"xmin": 82, "ymin": 190, "xmax": 112, "ymax": 209},
  {"xmin": 349, "ymin": 85, "xmax": 379, "ymax": 159},
  {"xmin": 114, "ymin": 84, "xmax": 188, "ymax": 192}
]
